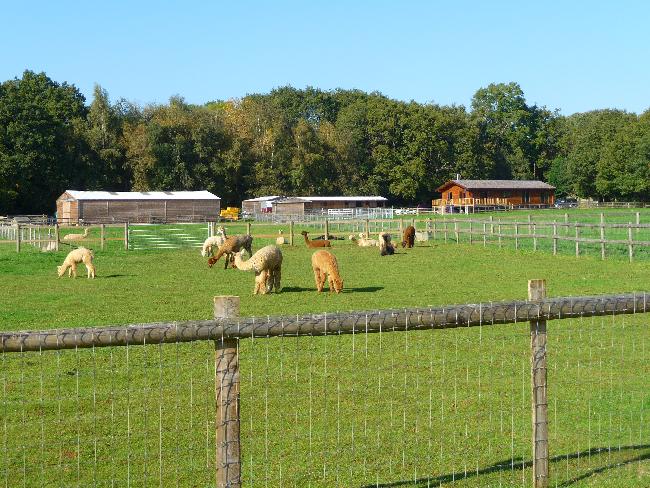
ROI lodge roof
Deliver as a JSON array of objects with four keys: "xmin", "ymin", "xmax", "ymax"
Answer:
[
  {"xmin": 436, "ymin": 180, "xmax": 555, "ymax": 192},
  {"xmin": 59, "ymin": 190, "xmax": 221, "ymax": 201}
]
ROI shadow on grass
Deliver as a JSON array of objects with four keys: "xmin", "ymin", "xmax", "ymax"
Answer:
[
  {"xmin": 282, "ymin": 286, "xmax": 384, "ymax": 293},
  {"xmin": 100, "ymin": 274, "xmax": 133, "ymax": 278},
  {"xmin": 361, "ymin": 444, "xmax": 650, "ymax": 487}
]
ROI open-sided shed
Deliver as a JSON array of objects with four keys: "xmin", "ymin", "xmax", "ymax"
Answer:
[{"xmin": 56, "ymin": 190, "xmax": 221, "ymax": 224}]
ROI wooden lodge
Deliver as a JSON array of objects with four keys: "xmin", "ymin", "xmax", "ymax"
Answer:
[
  {"xmin": 56, "ymin": 190, "xmax": 221, "ymax": 224},
  {"xmin": 242, "ymin": 195, "xmax": 388, "ymax": 217},
  {"xmin": 434, "ymin": 180, "xmax": 555, "ymax": 213}
]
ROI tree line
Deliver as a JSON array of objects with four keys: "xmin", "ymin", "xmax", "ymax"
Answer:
[{"xmin": 1, "ymin": 70, "xmax": 648, "ymax": 214}]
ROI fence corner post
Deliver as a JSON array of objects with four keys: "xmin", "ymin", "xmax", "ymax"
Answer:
[
  {"xmin": 289, "ymin": 220, "xmax": 294, "ymax": 246},
  {"xmin": 16, "ymin": 223, "xmax": 21, "ymax": 253},
  {"xmin": 214, "ymin": 296, "xmax": 241, "ymax": 488},
  {"xmin": 100, "ymin": 224, "xmax": 105, "ymax": 251},
  {"xmin": 124, "ymin": 221, "xmax": 129, "ymax": 251},
  {"xmin": 528, "ymin": 279, "xmax": 549, "ymax": 488}
]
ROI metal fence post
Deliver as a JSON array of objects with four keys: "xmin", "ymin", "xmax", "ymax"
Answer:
[
  {"xmin": 214, "ymin": 296, "xmax": 241, "ymax": 488},
  {"xmin": 529, "ymin": 279, "xmax": 549, "ymax": 488}
]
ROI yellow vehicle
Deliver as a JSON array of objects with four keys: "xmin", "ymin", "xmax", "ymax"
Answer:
[{"xmin": 220, "ymin": 207, "xmax": 240, "ymax": 221}]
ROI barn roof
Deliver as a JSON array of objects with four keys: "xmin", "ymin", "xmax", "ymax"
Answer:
[
  {"xmin": 242, "ymin": 195, "xmax": 281, "ymax": 202},
  {"xmin": 61, "ymin": 190, "xmax": 220, "ymax": 201},
  {"xmin": 253, "ymin": 195, "xmax": 388, "ymax": 204},
  {"xmin": 436, "ymin": 180, "xmax": 555, "ymax": 192}
]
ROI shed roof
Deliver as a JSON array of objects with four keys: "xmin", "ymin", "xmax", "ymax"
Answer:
[
  {"xmin": 242, "ymin": 196, "xmax": 282, "ymax": 202},
  {"xmin": 436, "ymin": 180, "xmax": 555, "ymax": 192},
  {"xmin": 304, "ymin": 196, "xmax": 388, "ymax": 202},
  {"xmin": 60, "ymin": 190, "xmax": 220, "ymax": 201},
  {"xmin": 273, "ymin": 197, "xmax": 308, "ymax": 204}
]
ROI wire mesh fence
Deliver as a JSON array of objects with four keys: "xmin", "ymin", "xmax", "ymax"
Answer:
[{"xmin": 1, "ymin": 289, "xmax": 649, "ymax": 486}]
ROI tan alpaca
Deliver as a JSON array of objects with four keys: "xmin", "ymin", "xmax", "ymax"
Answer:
[
  {"xmin": 311, "ymin": 250, "xmax": 343, "ymax": 293},
  {"xmin": 211, "ymin": 234, "xmax": 253, "ymax": 269},
  {"xmin": 355, "ymin": 232, "xmax": 379, "ymax": 247},
  {"xmin": 232, "ymin": 245, "xmax": 283, "ymax": 294},
  {"xmin": 201, "ymin": 226, "xmax": 227, "ymax": 257},
  {"xmin": 62, "ymin": 227, "xmax": 90, "ymax": 241},
  {"xmin": 301, "ymin": 231, "xmax": 330, "ymax": 248},
  {"xmin": 57, "ymin": 247, "xmax": 96, "ymax": 279}
]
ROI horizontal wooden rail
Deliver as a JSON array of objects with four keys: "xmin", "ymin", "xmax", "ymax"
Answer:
[{"xmin": 1, "ymin": 292, "xmax": 648, "ymax": 353}]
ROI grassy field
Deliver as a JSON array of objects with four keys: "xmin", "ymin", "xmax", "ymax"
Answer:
[{"xmin": 1, "ymin": 219, "xmax": 649, "ymax": 487}]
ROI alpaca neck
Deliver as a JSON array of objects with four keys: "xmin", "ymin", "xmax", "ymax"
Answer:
[
  {"xmin": 302, "ymin": 234, "xmax": 310, "ymax": 244},
  {"xmin": 234, "ymin": 253, "xmax": 254, "ymax": 271}
]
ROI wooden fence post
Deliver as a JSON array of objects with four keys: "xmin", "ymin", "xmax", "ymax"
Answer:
[
  {"xmin": 124, "ymin": 222, "xmax": 129, "ymax": 251},
  {"xmin": 515, "ymin": 223, "xmax": 519, "ymax": 250},
  {"xmin": 564, "ymin": 213, "xmax": 569, "ymax": 235},
  {"xmin": 15, "ymin": 224, "xmax": 20, "ymax": 253},
  {"xmin": 454, "ymin": 221, "xmax": 459, "ymax": 244},
  {"xmin": 552, "ymin": 222, "xmax": 557, "ymax": 256},
  {"xmin": 365, "ymin": 219, "xmax": 370, "ymax": 238},
  {"xmin": 289, "ymin": 221, "xmax": 294, "ymax": 246},
  {"xmin": 600, "ymin": 223, "xmax": 605, "ymax": 260},
  {"xmin": 100, "ymin": 224, "xmax": 105, "ymax": 251},
  {"xmin": 246, "ymin": 222, "xmax": 251, "ymax": 235},
  {"xmin": 575, "ymin": 226, "xmax": 579, "ymax": 257},
  {"xmin": 214, "ymin": 296, "xmax": 241, "ymax": 488},
  {"xmin": 324, "ymin": 219, "xmax": 329, "ymax": 238},
  {"xmin": 489, "ymin": 215, "xmax": 494, "ymax": 235},
  {"xmin": 533, "ymin": 223, "xmax": 537, "ymax": 252},
  {"xmin": 636, "ymin": 212, "xmax": 640, "ymax": 234},
  {"xmin": 469, "ymin": 221, "xmax": 473, "ymax": 245},
  {"xmin": 444, "ymin": 219, "xmax": 448, "ymax": 243},
  {"xmin": 528, "ymin": 279, "xmax": 549, "ymax": 488},
  {"xmin": 432, "ymin": 220, "xmax": 437, "ymax": 241},
  {"xmin": 483, "ymin": 222, "xmax": 487, "ymax": 247},
  {"xmin": 628, "ymin": 224, "xmax": 633, "ymax": 262},
  {"xmin": 498, "ymin": 219, "xmax": 502, "ymax": 248},
  {"xmin": 55, "ymin": 224, "xmax": 60, "ymax": 252}
]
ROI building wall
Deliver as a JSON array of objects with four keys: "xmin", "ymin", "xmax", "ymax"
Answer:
[
  {"xmin": 438, "ymin": 185, "xmax": 554, "ymax": 206},
  {"xmin": 58, "ymin": 199, "xmax": 220, "ymax": 223},
  {"xmin": 56, "ymin": 193, "xmax": 79, "ymax": 224},
  {"xmin": 273, "ymin": 202, "xmax": 305, "ymax": 215}
]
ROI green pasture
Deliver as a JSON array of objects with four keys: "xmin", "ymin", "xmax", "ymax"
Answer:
[{"xmin": 1, "ymin": 225, "xmax": 649, "ymax": 486}]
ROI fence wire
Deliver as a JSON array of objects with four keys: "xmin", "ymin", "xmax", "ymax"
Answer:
[{"xmin": 1, "ymin": 297, "xmax": 648, "ymax": 487}]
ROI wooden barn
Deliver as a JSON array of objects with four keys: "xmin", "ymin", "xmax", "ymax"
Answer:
[
  {"xmin": 434, "ymin": 180, "xmax": 555, "ymax": 212},
  {"xmin": 56, "ymin": 190, "xmax": 221, "ymax": 224}
]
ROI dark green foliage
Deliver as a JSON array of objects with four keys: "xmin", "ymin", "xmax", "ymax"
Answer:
[{"xmin": 2, "ymin": 72, "xmax": 650, "ymax": 213}]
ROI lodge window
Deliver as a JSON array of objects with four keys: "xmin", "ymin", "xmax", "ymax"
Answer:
[
  {"xmin": 480, "ymin": 192, "xmax": 487, "ymax": 199},
  {"xmin": 460, "ymin": 192, "xmax": 466, "ymax": 199},
  {"xmin": 356, "ymin": 202, "xmax": 363, "ymax": 207},
  {"xmin": 523, "ymin": 191, "xmax": 530, "ymax": 203},
  {"xmin": 448, "ymin": 192, "xmax": 453, "ymax": 200},
  {"xmin": 541, "ymin": 193, "xmax": 548, "ymax": 204},
  {"xmin": 503, "ymin": 191, "xmax": 511, "ymax": 198}
]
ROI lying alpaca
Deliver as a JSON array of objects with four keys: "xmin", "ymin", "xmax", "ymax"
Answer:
[
  {"xmin": 276, "ymin": 230, "xmax": 287, "ymax": 245},
  {"xmin": 201, "ymin": 226, "xmax": 227, "ymax": 257},
  {"xmin": 62, "ymin": 227, "xmax": 90, "ymax": 241},
  {"xmin": 232, "ymin": 245, "xmax": 283, "ymax": 294},
  {"xmin": 313, "ymin": 234, "xmax": 345, "ymax": 241},
  {"xmin": 401, "ymin": 225, "xmax": 416, "ymax": 248},
  {"xmin": 301, "ymin": 231, "xmax": 330, "ymax": 248},
  {"xmin": 211, "ymin": 234, "xmax": 253, "ymax": 269},
  {"xmin": 57, "ymin": 247, "xmax": 96, "ymax": 279},
  {"xmin": 355, "ymin": 232, "xmax": 379, "ymax": 247},
  {"xmin": 311, "ymin": 250, "xmax": 343, "ymax": 293},
  {"xmin": 379, "ymin": 233, "xmax": 395, "ymax": 256}
]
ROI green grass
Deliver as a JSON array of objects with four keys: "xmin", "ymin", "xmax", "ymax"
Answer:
[{"xmin": 1, "ymin": 229, "xmax": 649, "ymax": 487}]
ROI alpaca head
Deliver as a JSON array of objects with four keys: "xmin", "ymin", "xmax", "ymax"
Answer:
[
  {"xmin": 216, "ymin": 226, "xmax": 226, "ymax": 236},
  {"xmin": 57, "ymin": 265, "xmax": 65, "ymax": 277},
  {"xmin": 300, "ymin": 231, "xmax": 308, "ymax": 237},
  {"xmin": 348, "ymin": 234, "xmax": 356, "ymax": 241},
  {"xmin": 278, "ymin": 230, "xmax": 283, "ymax": 235},
  {"xmin": 332, "ymin": 277, "xmax": 343, "ymax": 294},
  {"xmin": 207, "ymin": 257, "xmax": 218, "ymax": 268}
]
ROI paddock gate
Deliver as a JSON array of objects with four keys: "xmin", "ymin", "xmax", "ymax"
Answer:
[{"xmin": 1, "ymin": 285, "xmax": 649, "ymax": 487}]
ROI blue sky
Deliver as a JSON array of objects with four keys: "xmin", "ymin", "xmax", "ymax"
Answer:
[{"xmin": 2, "ymin": 0, "xmax": 649, "ymax": 114}]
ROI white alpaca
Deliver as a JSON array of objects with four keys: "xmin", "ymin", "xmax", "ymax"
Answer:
[
  {"xmin": 57, "ymin": 247, "xmax": 96, "ymax": 279},
  {"xmin": 232, "ymin": 245, "xmax": 283, "ymax": 294},
  {"xmin": 356, "ymin": 232, "xmax": 379, "ymax": 247},
  {"xmin": 201, "ymin": 226, "xmax": 227, "ymax": 257},
  {"xmin": 276, "ymin": 230, "xmax": 287, "ymax": 245},
  {"xmin": 62, "ymin": 227, "xmax": 90, "ymax": 241}
]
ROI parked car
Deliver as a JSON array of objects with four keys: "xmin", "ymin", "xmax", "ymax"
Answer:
[{"xmin": 554, "ymin": 198, "xmax": 578, "ymax": 209}]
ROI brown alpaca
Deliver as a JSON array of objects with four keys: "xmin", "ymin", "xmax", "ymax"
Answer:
[
  {"xmin": 301, "ymin": 231, "xmax": 330, "ymax": 248},
  {"xmin": 211, "ymin": 234, "xmax": 253, "ymax": 269},
  {"xmin": 401, "ymin": 225, "xmax": 415, "ymax": 248},
  {"xmin": 311, "ymin": 250, "xmax": 343, "ymax": 293}
]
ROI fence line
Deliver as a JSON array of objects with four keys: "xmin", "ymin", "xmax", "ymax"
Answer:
[{"xmin": 1, "ymin": 287, "xmax": 649, "ymax": 487}]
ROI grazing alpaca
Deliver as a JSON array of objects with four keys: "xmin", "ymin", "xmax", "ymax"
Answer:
[
  {"xmin": 301, "ymin": 231, "xmax": 330, "ymax": 248},
  {"xmin": 401, "ymin": 225, "xmax": 416, "ymax": 248},
  {"xmin": 63, "ymin": 227, "xmax": 90, "ymax": 241},
  {"xmin": 276, "ymin": 230, "xmax": 287, "ymax": 245},
  {"xmin": 201, "ymin": 226, "xmax": 227, "ymax": 257},
  {"xmin": 232, "ymin": 245, "xmax": 283, "ymax": 294},
  {"xmin": 211, "ymin": 234, "xmax": 253, "ymax": 269},
  {"xmin": 57, "ymin": 247, "xmax": 96, "ymax": 279},
  {"xmin": 379, "ymin": 233, "xmax": 395, "ymax": 256},
  {"xmin": 355, "ymin": 232, "xmax": 379, "ymax": 247},
  {"xmin": 311, "ymin": 250, "xmax": 343, "ymax": 293}
]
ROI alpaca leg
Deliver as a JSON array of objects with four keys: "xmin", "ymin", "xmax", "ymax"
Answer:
[
  {"xmin": 273, "ymin": 265, "xmax": 281, "ymax": 292},
  {"xmin": 86, "ymin": 263, "xmax": 96, "ymax": 279},
  {"xmin": 313, "ymin": 267, "xmax": 323, "ymax": 292},
  {"xmin": 328, "ymin": 274, "xmax": 336, "ymax": 293},
  {"xmin": 70, "ymin": 263, "xmax": 77, "ymax": 278}
]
